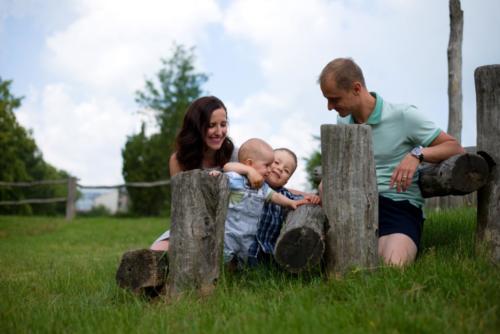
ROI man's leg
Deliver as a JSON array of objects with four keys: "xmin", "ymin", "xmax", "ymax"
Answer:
[
  {"xmin": 378, "ymin": 233, "xmax": 417, "ymax": 266},
  {"xmin": 150, "ymin": 239, "xmax": 169, "ymax": 251}
]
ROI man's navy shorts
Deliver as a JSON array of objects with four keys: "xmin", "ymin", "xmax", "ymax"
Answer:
[{"xmin": 378, "ymin": 195, "xmax": 424, "ymax": 249}]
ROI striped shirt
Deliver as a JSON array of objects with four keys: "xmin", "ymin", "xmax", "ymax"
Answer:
[{"xmin": 247, "ymin": 187, "xmax": 303, "ymax": 261}]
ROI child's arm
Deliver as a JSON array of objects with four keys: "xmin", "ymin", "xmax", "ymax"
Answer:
[
  {"xmin": 288, "ymin": 188, "xmax": 321, "ymax": 205},
  {"xmin": 270, "ymin": 192, "xmax": 308, "ymax": 209},
  {"xmin": 223, "ymin": 162, "xmax": 264, "ymax": 188}
]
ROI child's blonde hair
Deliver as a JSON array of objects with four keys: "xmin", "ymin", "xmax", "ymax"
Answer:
[{"xmin": 238, "ymin": 138, "xmax": 273, "ymax": 162}]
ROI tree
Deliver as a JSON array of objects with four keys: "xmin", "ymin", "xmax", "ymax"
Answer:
[
  {"xmin": 304, "ymin": 135, "xmax": 322, "ymax": 189},
  {"xmin": 447, "ymin": 0, "xmax": 463, "ymax": 143},
  {"xmin": 0, "ymin": 78, "xmax": 70, "ymax": 215},
  {"xmin": 122, "ymin": 44, "xmax": 208, "ymax": 215}
]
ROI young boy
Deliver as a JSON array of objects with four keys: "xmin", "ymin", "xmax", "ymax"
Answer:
[
  {"xmin": 213, "ymin": 138, "xmax": 308, "ymax": 266},
  {"xmin": 247, "ymin": 148, "xmax": 320, "ymax": 265}
]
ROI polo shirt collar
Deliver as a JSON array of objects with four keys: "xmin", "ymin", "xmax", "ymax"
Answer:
[{"xmin": 346, "ymin": 92, "xmax": 383, "ymax": 125}]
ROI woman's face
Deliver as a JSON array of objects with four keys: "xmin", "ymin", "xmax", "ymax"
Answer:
[{"xmin": 204, "ymin": 108, "xmax": 228, "ymax": 152}]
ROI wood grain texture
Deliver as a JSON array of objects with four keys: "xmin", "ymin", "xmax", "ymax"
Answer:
[
  {"xmin": 475, "ymin": 65, "xmax": 500, "ymax": 263},
  {"xmin": 167, "ymin": 170, "xmax": 230, "ymax": 298},
  {"xmin": 321, "ymin": 124, "xmax": 378, "ymax": 275}
]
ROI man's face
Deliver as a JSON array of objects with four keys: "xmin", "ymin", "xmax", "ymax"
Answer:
[{"xmin": 320, "ymin": 79, "xmax": 358, "ymax": 117}]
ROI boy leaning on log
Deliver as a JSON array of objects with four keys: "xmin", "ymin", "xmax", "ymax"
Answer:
[{"xmin": 210, "ymin": 138, "xmax": 314, "ymax": 269}]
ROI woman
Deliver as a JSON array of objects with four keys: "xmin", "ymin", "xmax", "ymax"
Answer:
[{"xmin": 150, "ymin": 96, "xmax": 262, "ymax": 251}]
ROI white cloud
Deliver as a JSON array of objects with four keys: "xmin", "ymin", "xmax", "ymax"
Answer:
[
  {"xmin": 45, "ymin": 0, "xmax": 222, "ymax": 92},
  {"xmin": 17, "ymin": 83, "xmax": 141, "ymax": 185}
]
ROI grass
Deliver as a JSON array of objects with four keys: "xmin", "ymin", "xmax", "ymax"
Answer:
[{"xmin": 0, "ymin": 209, "xmax": 498, "ymax": 333}]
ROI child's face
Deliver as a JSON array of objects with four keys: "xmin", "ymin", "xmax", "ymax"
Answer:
[
  {"xmin": 266, "ymin": 150, "xmax": 296, "ymax": 188},
  {"xmin": 249, "ymin": 149, "xmax": 274, "ymax": 178}
]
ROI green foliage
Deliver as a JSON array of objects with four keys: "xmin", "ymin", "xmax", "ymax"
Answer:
[
  {"xmin": 1, "ymin": 209, "xmax": 499, "ymax": 333},
  {"xmin": 304, "ymin": 135, "xmax": 322, "ymax": 189},
  {"xmin": 0, "ymin": 78, "xmax": 70, "ymax": 215},
  {"xmin": 122, "ymin": 44, "xmax": 208, "ymax": 216}
]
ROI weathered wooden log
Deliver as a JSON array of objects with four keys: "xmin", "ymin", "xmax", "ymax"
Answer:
[
  {"xmin": 115, "ymin": 249, "xmax": 168, "ymax": 295},
  {"xmin": 321, "ymin": 124, "xmax": 379, "ymax": 275},
  {"xmin": 475, "ymin": 65, "xmax": 500, "ymax": 263},
  {"xmin": 274, "ymin": 204, "xmax": 327, "ymax": 273},
  {"xmin": 167, "ymin": 170, "xmax": 230, "ymax": 298},
  {"xmin": 418, "ymin": 153, "xmax": 490, "ymax": 198}
]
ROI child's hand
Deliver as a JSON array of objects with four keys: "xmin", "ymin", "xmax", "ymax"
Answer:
[
  {"xmin": 303, "ymin": 194, "xmax": 321, "ymax": 205},
  {"xmin": 246, "ymin": 168, "xmax": 264, "ymax": 188},
  {"xmin": 208, "ymin": 170, "xmax": 221, "ymax": 177},
  {"xmin": 290, "ymin": 198, "xmax": 309, "ymax": 209}
]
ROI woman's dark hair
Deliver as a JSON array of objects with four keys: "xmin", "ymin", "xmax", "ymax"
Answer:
[{"xmin": 175, "ymin": 96, "xmax": 234, "ymax": 171}]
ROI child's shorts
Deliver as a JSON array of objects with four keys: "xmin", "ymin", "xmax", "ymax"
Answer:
[{"xmin": 378, "ymin": 195, "xmax": 424, "ymax": 250}]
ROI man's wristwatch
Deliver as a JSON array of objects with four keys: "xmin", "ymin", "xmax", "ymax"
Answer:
[{"xmin": 410, "ymin": 146, "xmax": 424, "ymax": 163}]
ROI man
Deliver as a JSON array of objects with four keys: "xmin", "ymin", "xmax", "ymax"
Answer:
[{"xmin": 319, "ymin": 58, "xmax": 464, "ymax": 266}]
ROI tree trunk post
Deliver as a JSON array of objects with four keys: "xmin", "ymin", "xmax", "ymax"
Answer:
[
  {"xmin": 475, "ymin": 65, "xmax": 500, "ymax": 263},
  {"xmin": 116, "ymin": 249, "xmax": 168, "ymax": 296},
  {"xmin": 274, "ymin": 204, "xmax": 327, "ymax": 273},
  {"xmin": 167, "ymin": 170, "xmax": 230, "ymax": 298},
  {"xmin": 65, "ymin": 177, "xmax": 77, "ymax": 221},
  {"xmin": 321, "ymin": 124, "xmax": 378, "ymax": 276},
  {"xmin": 447, "ymin": 0, "xmax": 464, "ymax": 143}
]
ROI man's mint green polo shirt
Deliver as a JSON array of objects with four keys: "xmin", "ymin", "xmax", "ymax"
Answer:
[{"xmin": 337, "ymin": 93, "xmax": 441, "ymax": 208}]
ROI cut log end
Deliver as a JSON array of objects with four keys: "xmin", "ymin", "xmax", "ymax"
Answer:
[
  {"xmin": 116, "ymin": 249, "xmax": 168, "ymax": 294},
  {"xmin": 274, "ymin": 227, "xmax": 324, "ymax": 273},
  {"xmin": 419, "ymin": 153, "xmax": 491, "ymax": 198},
  {"xmin": 450, "ymin": 154, "xmax": 490, "ymax": 193}
]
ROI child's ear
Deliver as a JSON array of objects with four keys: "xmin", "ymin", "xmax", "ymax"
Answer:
[{"xmin": 243, "ymin": 158, "xmax": 253, "ymax": 166}]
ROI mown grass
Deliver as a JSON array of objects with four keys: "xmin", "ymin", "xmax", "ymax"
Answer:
[{"xmin": 0, "ymin": 209, "xmax": 498, "ymax": 333}]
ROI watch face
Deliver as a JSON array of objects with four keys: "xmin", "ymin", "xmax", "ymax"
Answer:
[{"xmin": 411, "ymin": 146, "xmax": 423, "ymax": 161}]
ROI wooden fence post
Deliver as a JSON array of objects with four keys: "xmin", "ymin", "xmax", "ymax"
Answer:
[
  {"xmin": 475, "ymin": 64, "xmax": 500, "ymax": 263},
  {"xmin": 65, "ymin": 177, "xmax": 77, "ymax": 221},
  {"xmin": 321, "ymin": 124, "xmax": 379, "ymax": 275},
  {"xmin": 167, "ymin": 170, "xmax": 230, "ymax": 298}
]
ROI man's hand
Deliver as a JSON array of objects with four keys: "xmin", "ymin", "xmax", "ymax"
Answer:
[{"xmin": 389, "ymin": 154, "xmax": 420, "ymax": 192}]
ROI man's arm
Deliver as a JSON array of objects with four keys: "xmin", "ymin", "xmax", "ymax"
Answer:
[
  {"xmin": 391, "ymin": 131, "xmax": 465, "ymax": 191},
  {"xmin": 420, "ymin": 131, "xmax": 465, "ymax": 163}
]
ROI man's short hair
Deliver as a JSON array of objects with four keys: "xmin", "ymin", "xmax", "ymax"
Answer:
[{"xmin": 319, "ymin": 57, "xmax": 366, "ymax": 90}]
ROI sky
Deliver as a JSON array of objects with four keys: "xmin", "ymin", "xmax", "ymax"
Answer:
[{"xmin": 1, "ymin": 0, "xmax": 499, "ymax": 190}]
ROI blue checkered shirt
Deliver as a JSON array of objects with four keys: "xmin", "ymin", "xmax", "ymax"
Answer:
[{"xmin": 248, "ymin": 187, "xmax": 303, "ymax": 260}]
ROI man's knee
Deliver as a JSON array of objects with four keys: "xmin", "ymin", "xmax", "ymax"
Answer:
[{"xmin": 379, "ymin": 234, "xmax": 417, "ymax": 266}]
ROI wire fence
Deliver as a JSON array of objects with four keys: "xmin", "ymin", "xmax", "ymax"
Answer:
[{"xmin": 0, "ymin": 178, "xmax": 170, "ymax": 221}]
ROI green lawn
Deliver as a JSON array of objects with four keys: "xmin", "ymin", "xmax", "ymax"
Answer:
[{"xmin": 0, "ymin": 209, "xmax": 498, "ymax": 333}]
